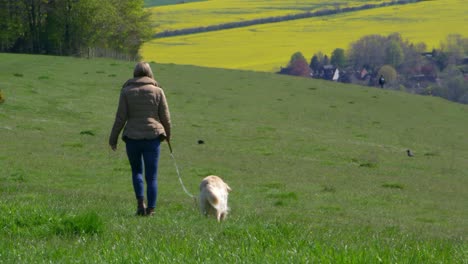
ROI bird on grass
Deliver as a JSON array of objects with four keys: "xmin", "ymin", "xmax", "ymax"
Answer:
[{"xmin": 406, "ymin": 149, "xmax": 414, "ymax": 157}]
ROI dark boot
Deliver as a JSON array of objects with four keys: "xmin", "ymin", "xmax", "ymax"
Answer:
[
  {"xmin": 146, "ymin": 207, "xmax": 155, "ymax": 216},
  {"xmin": 136, "ymin": 198, "xmax": 146, "ymax": 216}
]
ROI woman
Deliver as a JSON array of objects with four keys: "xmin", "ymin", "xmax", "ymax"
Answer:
[{"xmin": 109, "ymin": 62, "xmax": 171, "ymax": 216}]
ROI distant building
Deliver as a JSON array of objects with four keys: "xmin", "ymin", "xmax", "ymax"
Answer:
[
  {"xmin": 319, "ymin": 65, "xmax": 339, "ymax": 81},
  {"xmin": 332, "ymin": 68, "xmax": 340, "ymax": 81},
  {"xmin": 360, "ymin": 68, "xmax": 369, "ymax": 80},
  {"xmin": 421, "ymin": 52, "xmax": 433, "ymax": 58}
]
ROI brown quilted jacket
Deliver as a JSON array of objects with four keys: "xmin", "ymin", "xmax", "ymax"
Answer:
[{"xmin": 109, "ymin": 77, "xmax": 171, "ymax": 146}]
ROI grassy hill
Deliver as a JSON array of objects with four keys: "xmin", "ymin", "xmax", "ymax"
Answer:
[
  {"xmin": 142, "ymin": 0, "xmax": 468, "ymax": 72},
  {"xmin": 0, "ymin": 54, "xmax": 467, "ymax": 262}
]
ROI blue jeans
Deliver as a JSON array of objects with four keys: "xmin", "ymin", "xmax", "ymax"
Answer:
[{"xmin": 125, "ymin": 138, "xmax": 161, "ymax": 209}]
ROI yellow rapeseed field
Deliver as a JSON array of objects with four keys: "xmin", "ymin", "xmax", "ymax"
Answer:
[
  {"xmin": 142, "ymin": 0, "xmax": 468, "ymax": 72},
  {"xmin": 149, "ymin": 0, "xmax": 391, "ymax": 33}
]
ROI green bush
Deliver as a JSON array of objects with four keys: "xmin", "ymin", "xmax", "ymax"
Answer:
[{"xmin": 378, "ymin": 65, "xmax": 398, "ymax": 84}]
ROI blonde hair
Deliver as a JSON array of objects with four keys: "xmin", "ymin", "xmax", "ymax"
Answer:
[{"xmin": 133, "ymin": 62, "xmax": 154, "ymax": 79}]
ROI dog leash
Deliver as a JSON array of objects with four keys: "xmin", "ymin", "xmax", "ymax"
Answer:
[{"xmin": 167, "ymin": 141, "xmax": 196, "ymax": 199}]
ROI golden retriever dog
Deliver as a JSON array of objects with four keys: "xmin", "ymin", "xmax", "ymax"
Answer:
[{"xmin": 199, "ymin": 175, "xmax": 232, "ymax": 222}]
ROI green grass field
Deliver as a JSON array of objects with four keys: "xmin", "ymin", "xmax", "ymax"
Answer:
[
  {"xmin": 142, "ymin": 0, "xmax": 468, "ymax": 72},
  {"xmin": 0, "ymin": 54, "xmax": 467, "ymax": 262}
]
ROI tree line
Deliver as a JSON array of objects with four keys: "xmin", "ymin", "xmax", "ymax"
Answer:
[
  {"xmin": 0, "ymin": 0, "xmax": 152, "ymax": 59},
  {"xmin": 279, "ymin": 33, "xmax": 468, "ymax": 104}
]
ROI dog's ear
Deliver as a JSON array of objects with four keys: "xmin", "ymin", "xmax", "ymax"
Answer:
[{"xmin": 226, "ymin": 183, "xmax": 232, "ymax": 192}]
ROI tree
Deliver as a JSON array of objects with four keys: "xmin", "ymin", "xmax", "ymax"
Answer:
[
  {"xmin": 438, "ymin": 65, "xmax": 468, "ymax": 103},
  {"xmin": 331, "ymin": 48, "xmax": 346, "ymax": 68},
  {"xmin": 107, "ymin": 0, "xmax": 153, "ymax": 58},
  {"xmin": 432, "ymin": 49, "xmax": 450, "ymax": 71},
  {"xmin": 440, "ymin": 34, "xmax": 468, "ymax": 65},
  {"xmin": 385, "ymin": 40, "xmax": 404, "ymax": 68},
  {"xmin": 377, "ymin": 65, "xmax": 397, "ymax": 88},
  {"xmin": 310, "ymin": 54, "xmax": 321, "ymax": 73},
  {"xmin": 348, "ymin": 32, "xmax": 427, "ymax": 81},
  {"xmin": 323, "ymin": 55, "xmax": 330, "ymax": 66},
  {"xmin": 44, "ymin": 0, "xmax": 100, "ymax": 55},
  {"xmin": 348, "ymin": 34, "xmax": 387, "ymax": 72},
  {"xmin": 0, "ymin": 0, "xmax": 152, "ymax": 59},
  {"xmin": 0, "ymin": 1, "xmax": 26, "ymax": 51},
  {"xmin": 286, "ymin": 52, "xmax": 311, "ymax": 77}
]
